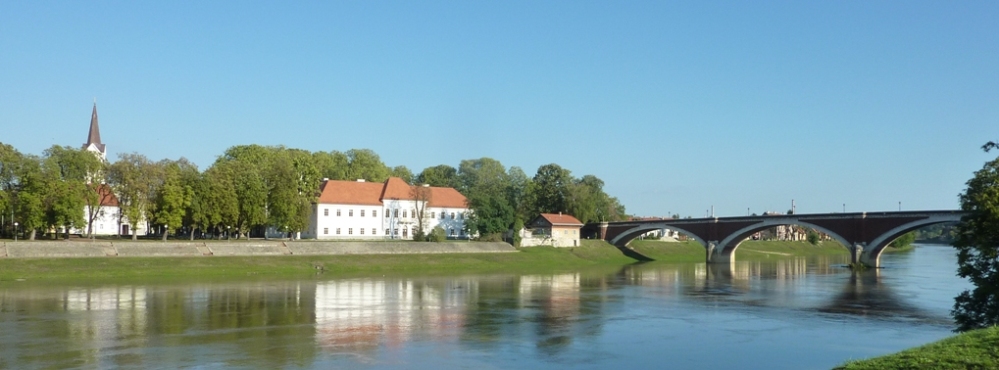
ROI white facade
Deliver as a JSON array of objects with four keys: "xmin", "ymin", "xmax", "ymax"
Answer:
[{"xmin": 302, "ymin": 178, "xmax": 470, "ymax": 240}]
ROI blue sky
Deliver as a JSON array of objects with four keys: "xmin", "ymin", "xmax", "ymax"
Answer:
[{"xmin": 1, "ymin": 1, "xmax": 996, "ymax": 217}]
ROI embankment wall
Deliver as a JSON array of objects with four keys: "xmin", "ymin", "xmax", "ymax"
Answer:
[{"xmin": 0, "ymin": 240, "xmax": 516, "ymax": 259}]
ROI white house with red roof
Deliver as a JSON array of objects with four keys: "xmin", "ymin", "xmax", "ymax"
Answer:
[
  {"xmin": 519, "ymin": 213, "xmax": 584, "ymax": 247},
  {"xmin": 302, "ymin": 177, "xmax": 471, "ymax": 240}
]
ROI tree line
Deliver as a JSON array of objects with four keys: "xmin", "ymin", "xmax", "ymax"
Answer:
[{"xmin": 0, "ymin": 142, "xmax": 626, "ymax": 240}]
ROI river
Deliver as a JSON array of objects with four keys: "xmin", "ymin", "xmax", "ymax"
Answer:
[{"xmin": 0, "ymin": 244, "xmax": 968, "ymax": 369}]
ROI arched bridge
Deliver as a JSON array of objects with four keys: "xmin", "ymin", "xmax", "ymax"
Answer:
[{"xmin": 584, "ymin": 210, "xmax": 962, "ymax": 267}]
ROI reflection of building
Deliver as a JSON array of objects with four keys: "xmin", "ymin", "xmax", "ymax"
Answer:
[
  {"xmin": 519, "ymin": 213, "xmax": 584, "ymax": 247},
  {"xmin": 303, "ymin": 177, "xmax": 470, "ymax": 240},
  {"xmin": 313, "ymin": 279, "xmax": 474, "ymax": 350}
]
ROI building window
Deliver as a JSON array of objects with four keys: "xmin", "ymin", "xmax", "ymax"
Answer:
[
  {"xmin": 403, "ymin": 210, "xmax": 407, "ymax": 218},
  {"xmin": 323, "ymin": 228, "xmax": 328, "ymax": 235},
  {"xmin": 372, "ymin": 228, "xmax": 377, "ymax": 235},
  {"xmin": 337, "ymin": 209, "xmax": 341, "ymax": 217},
  {"xmin": 324, "ymin": 209, "xmax": 328, "ymax": 216},
  {"xmin": 450, "ymin": 212, "xmax": 455, "ymax": 219},
  {"xmin": 385, "ymin": 209, "xmax": 389, "ymax": 218},
  {"xmin": 402, "ymin": 228, "xmax": 408, "ymax": 237},
  {"xmin": 349, "ymin": 228, "xmax": 353, "ymax": 235},
  {"xmin": 449, "ymin": 228, "xmax": 454, "ymax": 236},
  {"xmin": 360, "ymin": 228, "xmax": 364, "ymax": 235},
  {"xmin": 393, "ymin": 228, "xmax": 398, "ymax": 236},
  {"xmin": 360, "ymin": 209, "xmax": 365, "ymax": 217},
  {"xmin": 336, "ymin": 228, "xmax": 341, "ymax": 235},
  {"xmin": 394, "ymin": 209, "xmax": 399, "ymax": 217},
  {"xmin": 373, "ymin": 210, "xmax": 377, "ymax": 217},
  {"xmin": 441, "ymin": 212, "xmax": 445, "ymax": 219},
  {"xmin": 431, "ymin": 212, "xmax": 435, "ymax": 219},
  {"xmin": 459, "ymin": 212, "xmax": 464, "ymax": 220},
  {"xmin": 385, "ymin": 228, "xmax": 390, "ymax": 235},
  {"xmin": 349, "ymin": 209, "xmax": 353, "ymax": 217}
]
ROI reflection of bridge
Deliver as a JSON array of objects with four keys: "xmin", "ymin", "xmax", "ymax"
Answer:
[{"xmin": 585, "ymin": 211, "xmax": 962, "ymax": 267}]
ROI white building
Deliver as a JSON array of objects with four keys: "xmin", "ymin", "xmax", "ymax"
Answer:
[
  {"xmin": 302, "ymin": 177, "xmax": 470, "ymax": 240},
  {"xmin": 71, "ymin": 103, "xmax": 145, "ymax": 236}
]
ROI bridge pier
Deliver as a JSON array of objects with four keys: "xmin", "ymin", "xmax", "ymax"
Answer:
[
  {"xmin": 850, "ymin": 243, "xmax": 880, "ymax": 268},
  {"xmin": 706, "ymin": 241, "xmax": 733, "ymax": 264}
]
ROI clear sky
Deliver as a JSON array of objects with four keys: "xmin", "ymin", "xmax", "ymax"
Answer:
[{"xmin": 1, "ymin": 1, "xmax": 996, "ymax": 217}]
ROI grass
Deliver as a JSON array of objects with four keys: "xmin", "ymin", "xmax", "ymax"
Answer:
[
  {"xmin": 0, "ymin": 240, "xmax": 639, "ymax": 284},
  {"xmin": 835, "ymin": 326, "xmax": 999, "ymax": 370},
  {"xmin": 0, "ymin": 239, "xmax": 891, "ymax": 284}
]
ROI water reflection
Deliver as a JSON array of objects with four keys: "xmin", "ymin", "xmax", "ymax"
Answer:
[{"xmin": 0, "ymin": 250, "xmax": 962, "ymax": 369}]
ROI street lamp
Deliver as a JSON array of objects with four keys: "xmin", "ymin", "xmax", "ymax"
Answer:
[
  {"xmin": 13, "ymin": 222, "xmax": 17, "ymax": 242},
  {"xmin": 227, "ymin": 225, "xmax": 231, "ymax": 241}
]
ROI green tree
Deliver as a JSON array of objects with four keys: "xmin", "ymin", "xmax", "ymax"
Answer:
[
  {"xmin": 888, "ymin": 231, "xmax": 916, "ymax": 249},
  {"xmin": 952, "ymin": 146, "xmax": 999, "ymax": 331},
  {"xmin": 532, "ymin": 163, "xmax": 573, "ymax": 216},
  {"xmin": 313, "ymin": 150, "xmax": 349, "ymax": 181},
  {"xmin": 458, "ymin": 158, "xmax": 516, "ymax": 236},
  {"xmin": 153, "ymin": 161, "xmax": 192, "ymax": 241},
  {"xmin": 41, "ymin": 146, "xmax": 100, "ymax": 238},
  {"xmin": 391, "ymin": 165, "xmax": 414, "ymax": 184},
  {"xmin": 346, "ymin": 149, "xmax": 390, "ymax": 182},
  {"xmin": 416, "ymin": 165, "xmax": 458, "ymax": 188},
  {"xmin": 108, "ymin": 153, "xmax": 156, "ymax": 240}
]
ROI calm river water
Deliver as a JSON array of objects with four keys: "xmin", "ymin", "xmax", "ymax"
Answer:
[{"xmin": 0, "ymin": 244, "xmax": 968, "ymax": 369}]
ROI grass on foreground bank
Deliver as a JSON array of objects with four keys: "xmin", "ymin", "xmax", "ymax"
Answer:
[{"xmin": 835, "ymin": 326, "xmax": 999, "ymax": 370}]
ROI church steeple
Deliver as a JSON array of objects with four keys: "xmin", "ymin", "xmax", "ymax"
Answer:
[{"xmin": 83, "ymin": 102, "xmax": 107, "ymax": 160}]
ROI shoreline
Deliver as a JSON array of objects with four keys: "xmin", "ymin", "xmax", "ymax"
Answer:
[{"xmin": 0, "ymin": 239, "xmax": 862, "ymax": 283}]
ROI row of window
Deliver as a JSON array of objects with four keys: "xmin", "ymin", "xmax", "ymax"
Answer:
[
  {"xmin": 322, "ymin": 208, "xmax": 466, "ymax": 220},
  {"xmin": 321, "ymin": 227, "xmax": 465, "ymax": 236}
]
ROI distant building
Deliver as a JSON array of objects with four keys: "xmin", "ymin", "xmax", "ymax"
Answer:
[
  {"xmin": 519, "ymin": 213, "xmax": 584, "ymax": 247},
  {"xmin": 302, "ymin": 177, "xmax": 470, "ymax": 240},
  {"xmin": 70, "ymin": 103, "xmax": 146, "ymax": 236}
]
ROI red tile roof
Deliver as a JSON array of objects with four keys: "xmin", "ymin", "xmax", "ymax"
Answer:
[
  {"xmin": 317, "ymin": 177, "xmax": 468, "ymax": 208},
  {"xmin": 538, "ymin": 213, "xmax": 583, "ymax": 226},
  {"xmin": 95, "ymin": 184, "xmax": 119, "ymax": 207}
]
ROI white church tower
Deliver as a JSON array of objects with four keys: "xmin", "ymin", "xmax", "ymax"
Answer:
[{"xmin": 82, "ymin": 102, "xmax": 106, "ymax": 161}]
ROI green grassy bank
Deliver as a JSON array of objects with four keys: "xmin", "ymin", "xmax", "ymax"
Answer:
[
  {"xmin": 0, "ymin": 239, "xmax": 874, "ymax": 283},
  {"xmin": 835, "ymin": 326, "xmax": 999, "ymax": 370}
]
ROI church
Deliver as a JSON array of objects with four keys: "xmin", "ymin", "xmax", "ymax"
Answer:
[{"xmin": 72, "ymin": 103, "xmax": 146, "ymax": 237}]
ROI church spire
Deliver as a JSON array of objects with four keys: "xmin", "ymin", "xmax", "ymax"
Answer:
[{"xmin": 83, "ymin": 102, "xmax": 106, "ymax": 158}]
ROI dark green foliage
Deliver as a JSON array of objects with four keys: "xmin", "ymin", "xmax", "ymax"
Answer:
[
  {"xmin": 416, "ymin": 165, "xmax": 459, "ymax": 188},
  {"xmin": 806, "ymin": 230, "xmax": 820, "ymax": 245},
  {"xmin": 888, "ymin": 231, "xmax": 916, "ymax": 249},
  {"xmin": 953, "ymin": 152, "xmax": 999, "ymax": 332}
]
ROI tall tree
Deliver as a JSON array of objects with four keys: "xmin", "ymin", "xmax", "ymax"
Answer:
[
  {"xmin": 531, "ymin": 163, "xmax": 572, "ymax": 216},
  {"xmin": 153, "ymin": 161, "xmax": 192, "ymax": 241},
  {"xmin": 410, "ymin": 184, "xmax": 432, "ymax": 240},
  {"xmin": 313, "ymin": 150, "xmax": 349, "ymax": 180},
  {"xmin": 952, "ymin": 144, "xmax": 999, "ymax": 331},
  {"xmin": 42, "ymin": 146, "xmax": 100, "ymax": 238},
  {"xmin": 416, "ymin": 165, "xmax": 458, "ymax": 188},
  {"xmin": 108, "ymin": 153, "xmax": 156, "ymax": 240},
  {"xmin": 391, "ymin": 165, "xmax": 414, "ymax": 184},
  {"xmin": 458, "ymin": 158, "xmax": 515, "ymax": 236},
  {"xmin": 346, "ymin": 149, "xmax": 390, "ymax": 182}
]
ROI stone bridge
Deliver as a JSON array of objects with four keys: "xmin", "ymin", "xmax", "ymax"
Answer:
[{"xmin": 583, "ymin": 211, "xmax": 962, "ymax": 267}]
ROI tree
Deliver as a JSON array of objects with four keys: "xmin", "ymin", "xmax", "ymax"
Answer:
[
  {"xmin": 108, "ymin": 153, "xmax": 156, "ymax": 240},
  {"xmin": 532, "ymin": 163, "xmax": 572, "ymax": 215},
  {"xmin": 952, "ymin": 145, "xmax": 999, "ymax": 332},
  {"xmin": 458, "ymin": 158, "xmax": 516, "ymax": 237},
  {"xmin": 153, "ymin": 161, "xmax": 191, "ymax": 241},
  {"xmin": 313, "ymin": 150, "xmax": 349, "ymax": 180},
  {"xmin": 410, "ymin": 184, "xmax": 432, "ymax": 240},
  {"xmin": 346, "ymin": 149, "xmax": 390, "ymax": 182},
  {"xmin": 41, "ymin": 146, "xmax": 99, "ymax": 238},
  {"xmin": 391, "ymin": 166, "xmax": 414, "ymax": 184},
  {"xmin": 416, "ymin": 165, "xmax": 458, "ymax": 188},
  {"xmin": 888, "ymin": 231, "xmax": 916, "ymax": 249}
]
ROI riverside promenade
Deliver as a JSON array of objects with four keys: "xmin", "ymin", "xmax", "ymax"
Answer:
[{"xmin": 0, "ymin": 240, "xmax": 516, "ymax": 258}]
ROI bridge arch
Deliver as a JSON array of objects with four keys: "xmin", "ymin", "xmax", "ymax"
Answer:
[
  {"xmin": 860, "ymin": 218, "xmax": 959, "ymax": 267},
  {"xmin": 715, "ymin": 219, "xmax": 853, "ymax": 257},
  {"xmin": 611, "ymin": 223, "xmax": 707, "ymax": 248}
]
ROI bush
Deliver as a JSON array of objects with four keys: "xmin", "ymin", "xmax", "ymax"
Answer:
[
  {"xmin": 428, "ymin": 226, "xmax": 447, "ymax": 243},
  {"xmin": 806, "ymin": 230, "xmax": 820, "ymax": 245},
  {"xmin": 476, "ymin": 233, "xmax": 504, "ymax": 242}
]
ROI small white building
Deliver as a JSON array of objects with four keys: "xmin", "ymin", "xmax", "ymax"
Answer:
[
  {"xmin": 519, "ymin": 213, "xmax": 584, "ymax": 247},
  {"xmin": 302, "ymin": 177, "xmax": 470, "ymax": 240}
]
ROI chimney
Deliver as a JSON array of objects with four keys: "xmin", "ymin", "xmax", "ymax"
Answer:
[{"xmin": 322, "ymin": 178, "xmax": 329, "ymax": 182}]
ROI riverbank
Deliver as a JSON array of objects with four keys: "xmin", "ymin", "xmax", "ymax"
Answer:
[
  {"xmin": 0, "ymin": 239, "xmax": 864, "ymax": 283},
  {"xmin": 835, "ymin": 326, "xmax": 999, "ymax": 369}
]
